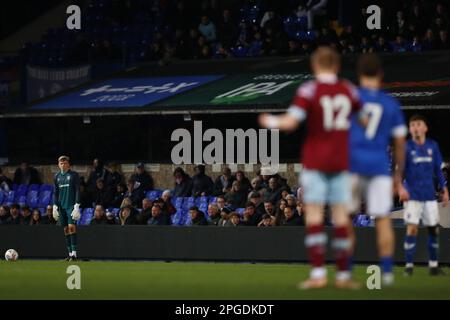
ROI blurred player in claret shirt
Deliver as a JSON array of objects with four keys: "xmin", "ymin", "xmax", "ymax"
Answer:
[
  {"xmin": 349, "ymin": 53, "xmax": 408, "ymax": 287},
  {"xmin": 259, "ymin": 47, "xmax": 364, "ymax": 289}
]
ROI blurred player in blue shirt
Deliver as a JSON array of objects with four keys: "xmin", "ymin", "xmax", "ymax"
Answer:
[
  {"xmin": 350, "ymin": 53, "xmax": 408, "ymax": 286},
  {"xmin": 401, "ymin": 114, "xmax": 449, "ymax": 276}
]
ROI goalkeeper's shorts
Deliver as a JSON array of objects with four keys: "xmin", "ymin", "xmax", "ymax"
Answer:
[{"xmin": 59, "ymin": 206, "xmax": 75, "ymax": 227}]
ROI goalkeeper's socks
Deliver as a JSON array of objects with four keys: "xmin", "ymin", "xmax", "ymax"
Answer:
[
  {"xmin": 65, "ymin": 234, "xmax": 72, "ymax": 256},
  {"xmin": 70, "ymin": 233, "xmax": 78, "ymax": 254},
  {"xmin": 71, "ymin": 251, "xmax": 77, "ymax": 258},
  {"xmin": 404, "ymin": 235, "xmax": 417, "ymax": 265}
]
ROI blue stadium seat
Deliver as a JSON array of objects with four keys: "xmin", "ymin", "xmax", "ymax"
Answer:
[
  {"xmin": 38, "ymin": 190, "xmax": 53, "ymax": 207},
  {"xmin": 235, "ymin": 208, "xmax": 245, "ymax": 216},
  {"xmin": 195, "ymin": 196, "xmax": 209, "ymax": 206},
  {"xmin": 199, "ymin": 203, "xmax": 208, "ymax": 213},
  {"xmin": 146, "ymin": 190, "xmax": 162, "ymax": 201},
  {"xmin": 4, "ymin": 191, "xmax": 15, "ymax": 206},
  {"xmin": 209, "ymin": 197, "xmax": 217, "ymax": 204}
]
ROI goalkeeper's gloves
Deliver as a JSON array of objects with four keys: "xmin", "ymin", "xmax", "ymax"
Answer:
[
  {"xmin": 71, "ymin": 203, "xmax": 81, "ymax": 221},
  {"xmin": 52, "ymin": 205, "xmax": 59, "ymax": 221}
]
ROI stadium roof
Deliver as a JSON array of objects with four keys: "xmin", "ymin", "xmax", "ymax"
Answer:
[{"xmin": 2, "ymin": 51, "xmax": 450, "ymax": 118}]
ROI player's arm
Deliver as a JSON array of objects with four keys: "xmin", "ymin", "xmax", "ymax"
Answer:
[
  {"xmin": 259, "ymin": 84, "xmax": 310, "ymax": 131},
  {"xmin": 433, "ymin": 142, "xmax": 449, "ymax": 207},
  {"xmin": 258, "ymin": 111, "xmax": 303, "ymax": 132}
]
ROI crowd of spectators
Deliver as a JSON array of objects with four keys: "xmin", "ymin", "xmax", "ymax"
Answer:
[
  {"xmin": 0, "ymin": 159, "xmax": 307, "ymax": 227},
  {"xmin": 21, "ymin": 0, "xmax": 450, "ymax": 67}
]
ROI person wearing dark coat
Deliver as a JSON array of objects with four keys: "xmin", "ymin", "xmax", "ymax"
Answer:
[
  {"xmin": 235, "ymin": 171, "xmax": 251, "ymax": 194},
  {"xmin": 40, "ymin": 205, "xmax": 57, "ymax": 225},
  {"xmin": 189, "ymin": 206, "xmax": 208, "ymax": 226},
  {"xmin": 90, "ymin": 205, "xmax": 109, "ymax": 225},
  {"xmin": 147, "ymin": 204, "xmax": 171, "ymax": 226},
  {"xmin": 242, "ymin": 202, "xmax": 263, "ymax": 226},
  {"xmin": 0, "ymin": 205, "xmax": 11, "ymax": 224},
  {"xmin": 119, "ymin": 205, "xmax": 139, "ymax": 225},
  {"xmin": 213, "ymin": 167, "xmax": 235, "ymax": 195},
  {"xmin": 4, "ymin": 204, "xmax": 21, "ymax": 225},
  {"xmin": 224, "ymin": 180, "xmax": 247, "ymax": 209},
  {"xmin": 172, "ymin": 167, "xmax": 193, "ymax": 197},
  {"xmin": 91, "ymin": 178, "xmax": 114, "ymax": 208},
  {"xmin": 130, "ymin": 163, "xmax": 154, "ymax": 191},
  {"xmin": 106, "ymin": 162, "xmax": 124, "ymax": 188},
  {"xmin": 112, "ymin": 183, "xmax": 127, "ymax": 208},
  {"xmin": 87, "ymin": 159, "xmax": 109, "ymax": 191},
  {"xmin": 191, "ymin": 165, "xmax": 214, "ymax": 196},
  {"xmin": 263, "ymin": 177, "xmax": 283, "ymax": 204},
  {"xmin": 124, "ymin": 179, "xmax": 145, "ymax": 208},
  {"xmin": 13, "ymin": 162, "xmax": 42, "ymax": 185},
  {"xmin": 282, "ymin": 206, "xmax": 304, "ymax": 226},
  {"xmin": 20, "ymin": 205, "xmax": 32, "ymax": 225}
]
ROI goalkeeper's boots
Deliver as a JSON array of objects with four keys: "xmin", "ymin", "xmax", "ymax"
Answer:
[{"xmin": 69, "ymin": 256, "xmax": 78, "ymax": 262}]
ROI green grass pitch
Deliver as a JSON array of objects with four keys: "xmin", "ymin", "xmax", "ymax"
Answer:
[{"xmin": 1, "ymin": 260, "xmax": 449, "ymax": 300}]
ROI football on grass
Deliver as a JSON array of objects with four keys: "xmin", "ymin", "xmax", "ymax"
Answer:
[{"xmin": 5, "ymin": 249, "xmax": 19, "ymax": 261}]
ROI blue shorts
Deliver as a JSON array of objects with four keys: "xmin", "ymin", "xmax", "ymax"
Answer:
[{"xmin": 300, "ymin": 169, "xmax": 351, "ymax": 205}]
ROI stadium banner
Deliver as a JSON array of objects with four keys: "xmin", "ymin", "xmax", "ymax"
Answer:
[
  {"xmin": 26, "ymin": 64, "xmax": 92, "ymax": 103},
  {"xmin": 30, "ymin": 75, "xmax": 223, "ymax": 110},
  {"xmin": 158, "ymin": 73, "xmax": 313, "ymax": 107}
]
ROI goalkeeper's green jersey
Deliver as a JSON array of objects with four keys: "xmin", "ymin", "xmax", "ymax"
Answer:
[{"xmin": 53, "ymin": 169, "xmax": 80, "ymax": 210}]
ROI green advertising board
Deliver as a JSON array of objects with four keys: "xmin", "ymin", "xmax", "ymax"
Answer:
[{"xmin": 158, "ymin": 73, "xmax": 314, "ymax": 107}]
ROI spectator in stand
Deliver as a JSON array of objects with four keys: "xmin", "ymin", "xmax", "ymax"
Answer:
[
  {"xmin": 274, "ymin": 198, "xmax": 288, "ymax": 226},
  {"xmin": 392, "ymin": 11, "xmax": 407, "ymax": 37},
  {"xmin": 0, "ymin": 167, "xmax": 12, "ymax": 192},
  {"xmin": 173, "ymin": 167, "xmax": 193, "ymax": 197},
  {"xmin": 131, "ymin": 163, "xmax": 154, "ymax": 191},
  {"xmin": 213, "ymin": 166, "xmax": 234, "ymax": 195},
  {"xmin": 282, "ymin": 205, "xmax": 303, "ymax": 226},
  {"xmin": 138, "ymin": 198, "xmax": 153, "ymax": 224},
  {"xmin": 106, "ymin": 162, "xmax": 123, "ymax": 188},
  {"xmin": 392, "ymin": 35, "xmax": 407, "ymax": 52},
  {"xmin": 423, "ymin": 29, "xmax": 437, "ymax": 50},
  {"xmin": 90, "ymin": 205, "xmax": 108, "ymax": 225},
  {"xmin": 198, "ymin": 15, "xmax": 217, "ymax": 42},
  {"xmin": 234, "ymin": 171, "xmax": 251, "ymax": 194},
  {"xmin": 207, "ymin": 203, "xmax": 221, "ymax": 226},
  {"xmin": 160, "ymin": 190, "xmax": 176, "ymax": 215},
  {"xmin": 263, "ymin": 177, "xmax": 283, "ymax": 204},
  {"xmin": 79, "ymin": 177, "xmax": 92, "ymax": 209},
  {"xmin": 188, "ymin": 206, "xmax": 208, "ymax": 226},
  {"xmin": 262, "ymin": 201, "xmax": 275, "ymax": 219},
  {"xmin": 119, "ymin": 205, "xmax": 138, "ymax": 225},
  {"xmin": 0, "ymin": 205, "xmax": 10, "ymax": 224},
  {"xmin": 242, "ymin": 202, "xmax": 263, "ymax": 226},
  {"xmin": 124, "ymin": 179, "xmax": 145, "ymax": 208},
  {"xmin": 227, "ymin": 212, "xmax": 242, "ymax": 227},
  {"xmin": 91, "ymin": 178, "xmax": 114, "ymax": 208},
  {"xmin": 106, "ymin": 210, "xmax": 118, "ymax": 225},
  {"xmin": 30, "ymin": 209, "xmax": 42, "ymax": 225},
  {"xmin": 191, "ymin": 164, "xmax": 214, "ymax": 196},
  {"xmin": 224, "ymin": 180, "xmax": 247, "ymax": 209},
  {"xmin": 112, "ymin": 183, "xmax": 127, "ymax": 208},
  {"xmin": 4, "ymin": 204, "xmax": 21, "ymax": 225},
  {"xmin": 217, "ymin": 9, "xmax": 237, "ymax": 48},
  {"xmin": 249, "ymin": 177, "xmax": 266, "ymax": 199},
  {"xmin": 248, "ymin": 191, "xmax": 265, "ymax": 215},
  {"xmin": 21, "ymin": 205, "xmax": 32, "ymax": 225},
  {"xmin": 87, "ymin": 159, "xmax": 109, "ymax": 191},
  {"xmin": 375, "ymin": 36, "xmax": 391, "ymax": 52},
  {"xmin": 13, "ymin": 161, "xmax": 41, "ymax": 185},
  {"xmin": 408, "ymin": 35, "xmax": 422, "ymax": 52},
  {"xmin": 41, "ymin": 205, "xmax": 57, "ymax": 225},
  {"xmin": 258, "ymin": 214, "xmax": 274, "ymax": 227},
  {"xmin": 147, "ymin": 204, "xmax": 171, "ymax": 226},
  {"xmin": 437, "ymin": 30, "xmax": 450, "ymax": 50}
]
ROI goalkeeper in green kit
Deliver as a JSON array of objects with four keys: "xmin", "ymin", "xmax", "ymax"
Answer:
[{"xmin": 52, "ymin": 156, "xmax": 81, "ymax": 261}]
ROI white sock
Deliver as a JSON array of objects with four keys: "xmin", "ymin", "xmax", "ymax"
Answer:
[
  {"xmin": 310, "ymin": 267, "xmax": 327, "ymax": 279},
  {"xmin": 336, "ymin": 271, "xmax": 351, "ymax": 281},
  {"xmin": 429, "ymin": 260, "xmax": 438, "ymax": 268},
  {"xmin": 406, "ymin": 263, "xmax": 414, "ymax": 268},
  {"xmin": 71, "ymin": 251, "xmax": 77, "ymax": 258}
]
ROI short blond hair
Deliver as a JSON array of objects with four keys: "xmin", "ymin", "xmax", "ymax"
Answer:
[
  {"xmin": 58, "ymin": 156, "xmax": 70, "ymax": 163},
  {"xmin": 311, "ymin": 46, "xmax": 340, "ymax": 70}
]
